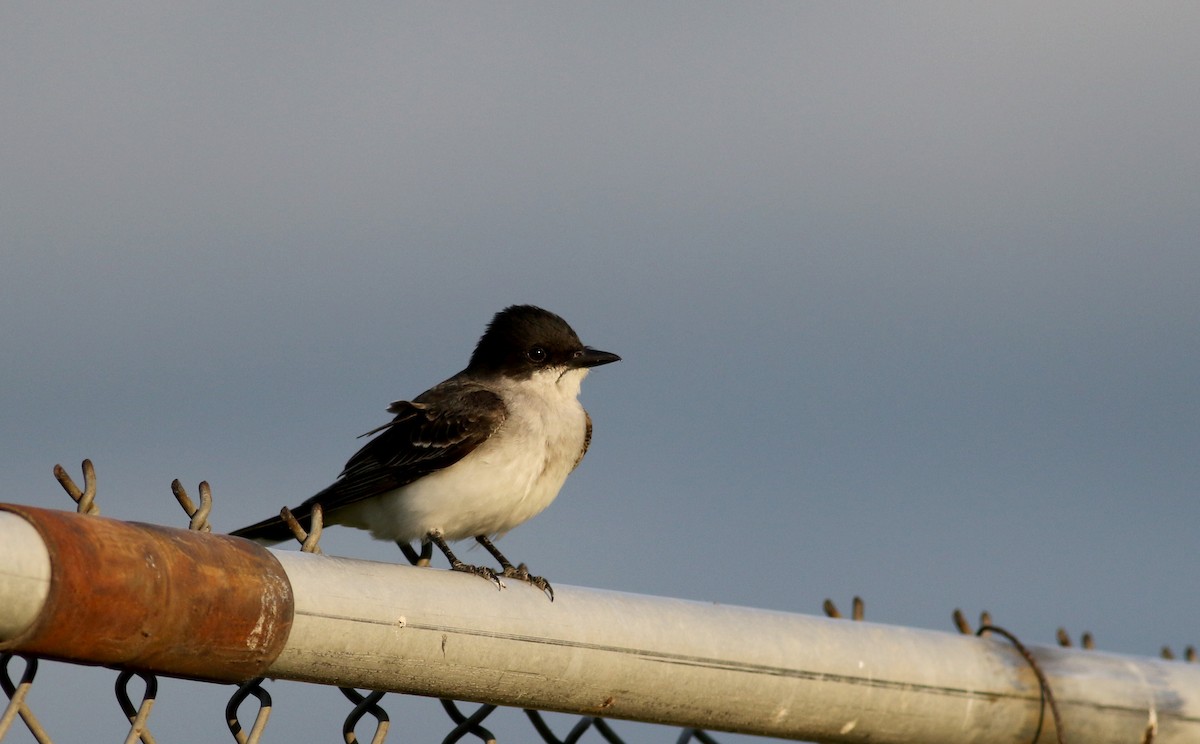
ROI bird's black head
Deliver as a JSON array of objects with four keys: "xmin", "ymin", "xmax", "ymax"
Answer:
[{"xmin": 468, "ymin": 305, "xmax": 621, "ymax": 377}]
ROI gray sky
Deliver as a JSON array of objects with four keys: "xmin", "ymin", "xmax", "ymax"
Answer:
[{"xmin": 3, "ymin": 3, "xmax": 1198, "ymax": 742}]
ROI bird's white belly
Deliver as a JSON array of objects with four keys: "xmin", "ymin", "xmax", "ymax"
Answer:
[{"xmin": 340, "ymin": 382, "xmax": 587, "ymax": 543}]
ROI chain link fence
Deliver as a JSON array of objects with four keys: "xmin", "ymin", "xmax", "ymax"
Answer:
[{"xmin": 2, "ymin": 653, "xmax": 740, "ymax": 744}]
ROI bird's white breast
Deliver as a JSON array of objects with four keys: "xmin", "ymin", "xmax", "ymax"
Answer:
[{"xmin": 341, "ymin": 367, "xmax": 590, "ymax": 543}]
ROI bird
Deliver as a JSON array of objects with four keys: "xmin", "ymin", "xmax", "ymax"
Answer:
[{"xmin": 231, "ymin": 305, "xmax": 620, "ymax": 599}]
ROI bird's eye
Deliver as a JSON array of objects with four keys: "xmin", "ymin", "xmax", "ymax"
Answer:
[{"xmin": 527, "ymin": 346, "xmax": 548, "ymax": 363}]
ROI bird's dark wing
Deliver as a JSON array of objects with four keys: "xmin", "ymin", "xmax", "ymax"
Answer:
[{"xmin": 230, "ymin": 380, "xmax": 506, "ymax": 542}]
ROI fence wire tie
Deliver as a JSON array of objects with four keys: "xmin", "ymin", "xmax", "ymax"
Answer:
[
  {"xmin": 0, "ymin": 654, "xmax": 52, "ymax": 744},
  {"xmin": 1056, "ymin": 628, "xmax": 1094, "ymax": 650},
  {"xmin": 339, "ymin": 687, "xmax": 389, "ymax": 744},
  {"xmin": 823, "ymin": 595, "xmax": 864, "ymax": 621},
  {"xmin": 53, "ymin": 459, "xmax": 99, "ymax": 515},
  {"xmin": 115, "ymin": 670, "xmax": 158, "ymax": 744},
  {"xmin": 440, "ymin": 699, "xmax": 497, "ymax": 743},
  {"xmin": 171, "ymin": 479, "xmax": 214, "ymax": 532},
  {"xmin": 226, "ymin": 677, "xmax": 272, "ymax": 744},
  {"xmin": 952, "ymin": 608, "xmax": 994, "ymax": 637},
  {"xmin": 1161, "ymin": 644, "xmax": 1197, "ymax": 662},
  {"xmin": 977, "ymin": 625, "xmax": 1065, "ymax": 744},
  {"xmin": 282, "ymin": 504, "xmax": 324, "ymax": 554}
]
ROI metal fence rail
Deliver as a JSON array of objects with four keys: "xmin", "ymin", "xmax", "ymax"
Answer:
[{"xmin": 2, "ymin": 503, "xmax": 1199, "ymax": 743}]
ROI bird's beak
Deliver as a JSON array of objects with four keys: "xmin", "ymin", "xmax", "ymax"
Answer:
[{"xmin": 571, "ymin": 347, "xmax": 621, "ymax": 368}]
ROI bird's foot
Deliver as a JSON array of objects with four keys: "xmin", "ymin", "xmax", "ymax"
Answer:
[
  {"xmin": 502, "ymin": 563, "xmax": 554, "ymax": 601},
  {"xmin": 450, "ymin": 560, "xmax": 506, "ymax": 591},
  {"xmin": 472, "ymin": 535, "xmax": 554, "ymax": 600}
]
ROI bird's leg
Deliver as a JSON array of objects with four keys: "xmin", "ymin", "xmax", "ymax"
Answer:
[
  {"xmin": 396, "ymin": 540, "xmax": 432, "ymax": 566},
  {"xmin": 427, "ymin": 531, "xmax": 504, "ymax": 590},
  {"xmin": 475, "ymin": 535, "xmax": 554, "ymax": 601}
]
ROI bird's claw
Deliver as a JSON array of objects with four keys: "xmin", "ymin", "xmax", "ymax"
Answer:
[
  {"xmin": 503, "ymin": 563, "xmax": 554, "ymax": 601},
  {"xmin": 451, "ymin": 562, "xmax": 506, "ymax": 590}
]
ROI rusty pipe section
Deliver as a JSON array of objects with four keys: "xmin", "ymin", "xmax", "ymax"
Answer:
[{"xmin": 0, "ymin": 504, "xmax": 293, "ymax": 683}]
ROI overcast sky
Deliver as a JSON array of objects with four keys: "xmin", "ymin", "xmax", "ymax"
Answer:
[{"xmin": 3, "ymin": 3, "xmax": 1198, "ymax": 742}]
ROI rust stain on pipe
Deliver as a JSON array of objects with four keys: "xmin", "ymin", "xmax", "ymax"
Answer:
[{"xmin": 0, "ymin": 504, "xmax": 293, "ymax": 683}]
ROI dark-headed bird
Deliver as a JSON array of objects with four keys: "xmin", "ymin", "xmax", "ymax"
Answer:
[{"xmin": 231, "ymin": 305, "xmax": 620, "ymax": 600}]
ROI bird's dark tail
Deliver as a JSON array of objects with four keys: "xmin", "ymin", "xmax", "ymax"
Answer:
[
  {"xmin": 231, "ymin": 479, "xmax": 349, "ymax": 545},
  {"xmin": 230, "ymin": 506, "xmax": 316, "ymax": 545}
]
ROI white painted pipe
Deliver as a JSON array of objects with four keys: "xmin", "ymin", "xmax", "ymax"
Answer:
[{"xmin": 268, "ymin": 550, "xmax": 1198, "ymax": 743}]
